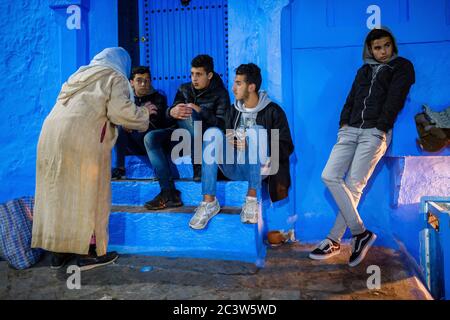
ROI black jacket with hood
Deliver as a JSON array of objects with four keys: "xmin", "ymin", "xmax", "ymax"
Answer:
[
  {"xmin": 168, "ymin": 72, "xmax": 230, "ymax": 130},
  {"xmin": 225, "ymin": 92, "xmax": 294, "ymax": 202},
  {"xmin": 339, "ymin": 28, "xmax": 415, "ymax": 132}
]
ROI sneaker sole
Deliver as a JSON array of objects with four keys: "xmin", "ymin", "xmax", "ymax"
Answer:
[
  {"xmin": 78, "ymin": 255, "xmax": 119, "ymax": 272},
  {"xmin": 50, "ymin": 264, "xmax": 68, "ymax": 270},
  {"xmin": 309, "ymin": 250, "xmax": 341, "ymax": 260},
  {"xmin": 348, "ymin": 233, "xmax": 377, "ymax": 267},
  {"xmin": 189, "ymin": 206, "xmax": 221, "ymax": 230},
  {"xmin": 111, "ymin": 176, "xmax": 125, "ymax": 181}
]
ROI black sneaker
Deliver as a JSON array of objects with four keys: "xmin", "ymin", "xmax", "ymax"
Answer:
[
  {"xmin": 193, "ymin": 164, "xmax": 201, "ymax": 182},
  {"xmin": 111, "ymin": 167, "xmax": 126, "ymax": 180},
  {"xmin": 349, "ymin": 230, "xmax": 377, "ymax": 267},
  {"xmin": 50, "ymin": 252, "xmax": 75, "ymax": 269},
  {"xmin": 77, "ymin": 251, "xmax": 119, "ymax": 271},
  {"xmin": 309, "ymin": 238, "xmax": 341, "ymax": 260},
  {"xmin": 144, "ymin": 189, "xmax": 183, "ymax": 210}
]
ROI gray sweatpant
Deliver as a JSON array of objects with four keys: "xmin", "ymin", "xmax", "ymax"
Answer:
[{"xmin": 321, "ymin": 126, "xmax": 392, "ymax": 243}]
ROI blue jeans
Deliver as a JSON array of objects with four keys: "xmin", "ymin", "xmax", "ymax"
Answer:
[
  {"xmin": 144, "ymin": 128, "xmax": 179, "ymax": 191},
  {"xmin": 323, "ymin": 126, "xmax": 392, "ymax": 242},
  {"xmin": 201, "ymin": 126, "xmax": 267, "ymax": 198},
  {"xmin": 177, "ymin": 111, "xmax": 202, "ymax": 164},
  {"xmin": 115, "ymin": 127, "xmax": 148, "ymax": 168}
]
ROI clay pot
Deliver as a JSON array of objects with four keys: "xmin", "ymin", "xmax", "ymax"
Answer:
[{"xmin": 267, "ymin": 231, "xmax": 285, "ymax": 245}]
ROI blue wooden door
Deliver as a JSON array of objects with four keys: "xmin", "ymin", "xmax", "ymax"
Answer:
[{"xmin": 138, "ymin": 0, "xmax": 229, "ymax": 104}]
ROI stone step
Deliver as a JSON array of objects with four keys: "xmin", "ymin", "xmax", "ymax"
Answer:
[
  {"xmin": 111, "ymin": 180, "xmax": 248, "ymax": 207},
  {"xmin": 107, "ymin": 205, "xmax": 266, "ymax": 265},
  {"xmin": 125, "ymin": 155, "xmax": 192, "ymax": 180},
  {"xmin": 110, "ymin": 205, "xmax": 241, "ymax": 214}
]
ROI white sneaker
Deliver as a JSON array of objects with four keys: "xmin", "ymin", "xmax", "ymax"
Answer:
[
  {"xmin": 189, "ymin": 198, "xmax": 221, "ymax": 230},
  {"xmin": 240, "ymin": 196, "xmax": 259, "ymax": 224}
]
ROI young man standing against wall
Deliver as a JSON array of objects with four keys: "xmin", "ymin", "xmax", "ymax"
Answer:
[
  {"xmin": 189, "ymin": 63, "xmax": 294, "ymax": 230},
  {"xmin": 143, "ymin": 55, "xmax": 230, "ymax": 210},
  {"xmin": 309, "ymin": 28, "xmax": 415, "ymax": 267},
  {"xmin": 111, "ymin": 66, "xmax": 170, "ymax": 179}
]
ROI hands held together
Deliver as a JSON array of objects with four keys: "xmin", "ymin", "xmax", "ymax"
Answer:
[
  {"xmin": 170, "ymin": 103, "xmax": 201, "ymax": 120},
  {"xmin": 124, "ymin": 102, "xmax": 158, "ymax": 133},
  {"xmin": 143, "ymin": 102, "xmax": 158, "ymax": 117},
  {"xmin": 226, "ymin": 131, "xmax": 246, "ymax": 150}
]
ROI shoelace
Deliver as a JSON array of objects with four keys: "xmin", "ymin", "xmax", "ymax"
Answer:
[
  {"xmin": 193, "ymin": 202, "xmax": 212, "ymax": 223},
  {"xmin": 318, "ymin": 239, "xmax": 333, "ymax": 250}
]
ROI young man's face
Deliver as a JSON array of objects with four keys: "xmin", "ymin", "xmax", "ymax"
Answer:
[
  {"xmin": 191, "ymin": 67, "xmax": 213, "ymax": 90},
  {"xmin": 130, "ymin": 72, "xmax": 151, "ymax": 97},
  {"xmin": 232, "ymin": 74, "xmax": 251, "ymax": 101},
  {"xmin": 370, "ymin": 36, "xmax": 394, "ymax": 63}
]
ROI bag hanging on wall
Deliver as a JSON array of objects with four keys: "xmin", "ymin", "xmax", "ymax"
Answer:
[{"xmin": 415, "ymin": 105, "xmax": 450, "ymax": 152}]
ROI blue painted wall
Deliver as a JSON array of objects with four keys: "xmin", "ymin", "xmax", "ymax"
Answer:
[
  {"xmin": 0, "ymin": 1, "xmax": 60, "ymax": 203},
  {"xmin": 0, "ymin": 0, "xmax": 118, "ymax": 203},
  {"xmin": 285, "ymin": 0, "xmax": 450, "ymax": 250},
  {"xmin": 228, "ymin": 0, "xmax": 450, "ymax": 246}
]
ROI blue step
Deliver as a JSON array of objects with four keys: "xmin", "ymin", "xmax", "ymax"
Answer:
[
  {"xmin": 109, "ymin": 155, "xmax": 265, "ymax": 266},
  {"xmin": 111, "ymin": 180, "xmax": 248, "ymax": 207},
  {"xmin": 125, "ymin": 155, "xmax": 193, "ymax": 179},
  {"xmin": 107, "ymin": 206, "xmax": 266, "ymax": 265}
]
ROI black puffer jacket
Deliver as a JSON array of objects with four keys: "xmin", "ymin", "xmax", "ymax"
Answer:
[
  {"xmin": 340, "ymin": 29, "xmax": 415, "ymax": 132},
  {"xmin": 168, "ymin": 72, "xmax": 230, "ymax": 130},
  {"xmin": 134, "ymin": 90, "xmax": 172, "ymax": 130},
  {"xmin": 225, "ymin": 101, "xmax": 294, "ymax": 202}
]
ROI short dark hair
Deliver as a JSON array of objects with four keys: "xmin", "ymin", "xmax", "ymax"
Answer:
[
  {"xmin": 191, "ymin": 54, "xmax": 214, "ymax": 74},
  {"xmin": 365, "ymin": 28, "xmax": 398, "ymax": 54},
  {"xmin": 235, "ymin": 63, "xmax": 262, "ymax": 92},
  {"xmin": 131, "ymin": 66, "xmax": 151, "ymax": 80}
]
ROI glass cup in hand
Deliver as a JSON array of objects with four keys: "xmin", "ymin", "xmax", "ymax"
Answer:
[
  {"xmin": 184, "ymin": 103, "xmax": 196, "ymax": 122},
  {"xmin": 235, "ymin": 126, "xmax": 246, "ymax": 142}
]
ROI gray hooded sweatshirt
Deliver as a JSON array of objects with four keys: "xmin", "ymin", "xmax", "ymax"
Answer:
[
  {"xmin": 233, "ymin": 91, "xmax": 272, "ymax": 131},
  {"xmin": 363, "ymin": 26, "xmax": 399, "ymax": 65}
]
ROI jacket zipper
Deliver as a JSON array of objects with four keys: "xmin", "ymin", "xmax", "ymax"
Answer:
[
  {"xmin": 190, "ymin": 85, "xmax": 209, "ymax": 104},
  {"xmin": 360, "ymin": 65, "xmax": 383, "ymax": 129},
  {"xmin": 361, "ymin": 64, "xmax": 395, "ymax": 128},
  {"xmin": 233, "ymin": 108, "xmax": 241, "ymax": 131}
]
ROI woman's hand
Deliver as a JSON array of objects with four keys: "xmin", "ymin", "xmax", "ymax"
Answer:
[{"xmin": 143, "ymin": 102, "xmax": 158, "ymax": 116}]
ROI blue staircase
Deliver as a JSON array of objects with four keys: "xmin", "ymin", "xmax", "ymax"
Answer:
[{"xmin": 108, "ymin": 156, "xmax": 266, "ymax": 266}]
